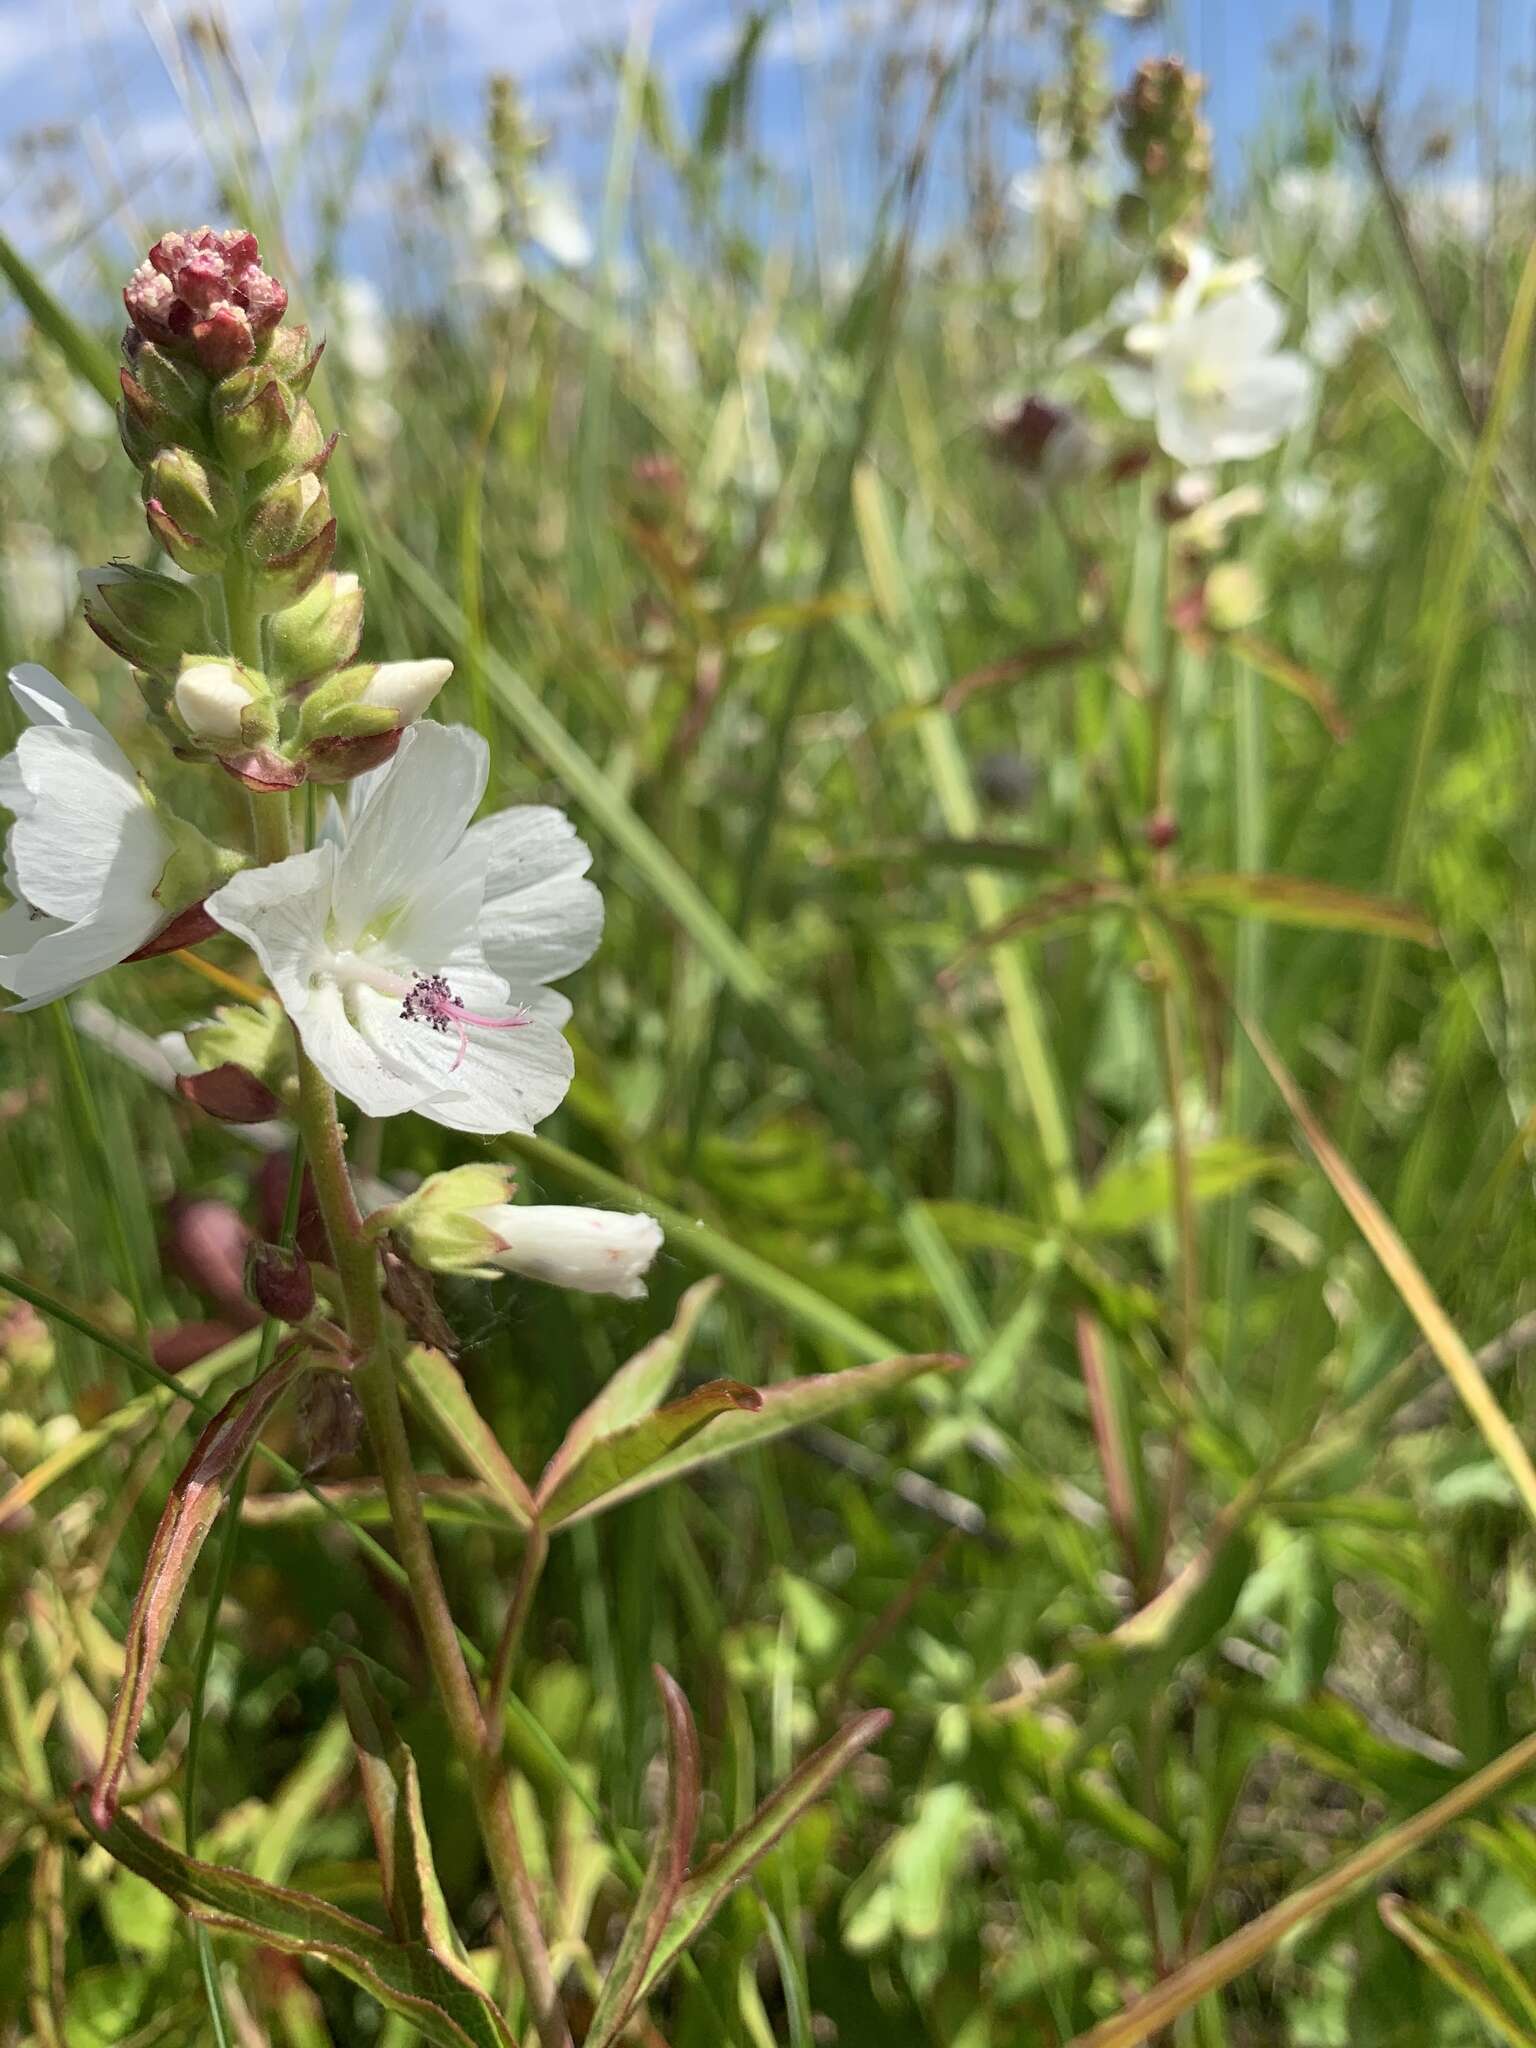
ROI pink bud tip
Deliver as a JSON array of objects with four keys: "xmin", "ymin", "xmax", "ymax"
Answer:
[{"xmin": 125, "ymin": 226, "xmax": 289, "ymax": 376}]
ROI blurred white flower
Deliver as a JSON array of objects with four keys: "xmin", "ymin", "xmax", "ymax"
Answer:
[
  {"xmin": 329, "ymin": 277, "xmax": 391, "ymax": 382},
  {"xmin": 2, "ymin": 398, "xmax": 64, "ymax": 465},
  {"xmin": 1010, "ymin": 124, "xmax": 1109, "ymax": 240},
  {"xmin": 2, "ymin": 527, "xmax": 77, "ymax": 644},
  {"xmin": 1113, "ymin": 270, "xmax": 1315, "ymax": 466},
  {"xmin": 1271, "ymin": 168, "xmax": 1366, "ymax": 251},
  {"xmin": 1307, "ymin": 290, "xmax": 1387, "ymax": 369},
  {"xmin": 0, "ymin": 666, "xmax": 172, "ymax": 1009},
  {"xmin": 524, "ymin": 171, "xmax": 593, "ymax": 268},
  {"xmin": 208, "ymin": 721, "xmax": 602, "ymax": 1132}
]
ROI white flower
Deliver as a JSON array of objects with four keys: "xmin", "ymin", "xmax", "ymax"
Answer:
[
  {"xmin": 206, "ymin": 721, "xmax": 602, "ymax": 1133},
  {"xmin": 1116, "ymin": 277, "xmax": 1315, "ymax": 467},
  {"xmin": 1307, "ymin": 290, "xmax": 1387, "ymax": 370},
  {"xmin": 472, "ymin": 1204, "xmax": 663, "ymax": 1298},
  {"xmin": 524, "ymin": 172, "xmax": 593, "ymax": 268},
  {"xmin": 0, "ymin": 665, "xmax": 174, "ymax": 1010}
]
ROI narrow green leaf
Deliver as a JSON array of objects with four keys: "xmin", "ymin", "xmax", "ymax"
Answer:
[
  {"xmin": 77, "ymin": 1802, "xmax": 515, "ymax": 2048},
  {"xmin": 585, "ymin": 1669, "xmax": 702, "ymax": 2048},
  {"xmin": 535, "ymin": 1277, "xmax": 721, "ymax": 1508},
  {"xmin": 242, "ymin": 1477, "xmax": 516, "ymax": 1532},
  {"xmin": 1159, "ymin": 872, "xmax": 1439, "ymax": 945},
  {"xmin": 541, "ymin": 1352, "xmax": 959, "ymax": 1531},
  {"xmin": 90, "ymin": 1345, "xmax": 308, "ymax": 1826},
  {"xmin": 637, "ymin": 1709, "xmax": 891, "ymax": 2004},
  {"xmin": 1380, "ymin": 1897, "xmax": 1536, "ymax": 2045},
  {"xmin": 0, "ymin": 226, "xmax": 118, "ymax": 404},
  {"xmin": 337, "ymin": 1663, "xmax": 479, "ymax": 1990},
  {"xmin": 538, "ymin": 1380, "xmax": 763, "ymax": 1530},
  {"xmin": 398, "ymin": 1347, "xmax": 536, "ymax": 1529}
]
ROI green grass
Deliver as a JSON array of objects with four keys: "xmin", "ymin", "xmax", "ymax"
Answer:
[{"xmin": 4, "ymin": 11, "xmax": 1536, "ymax": 2045}]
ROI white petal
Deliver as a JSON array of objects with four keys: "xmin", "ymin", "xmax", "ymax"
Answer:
[
  {"xmin": 8, "ymin": 664, "xmax": 114, "ymax": 745},
  {"xmin": 8, "ymin": 728, "xmax": 167, "ymax": 924},
  {"xmin": 375, "ymin": 845, "xmax": 490, "ymax": 978},
  {"xmin": 1185, "ymin": 280, "xmax": 1286, "ymax": 363},
  {"xmin": 207, "ymin": 845, "xmax": 336, "ymax": 1016},
  {"xmin": 330, "ymin": 721, "xmax": 487, "ymax": 947},
  {"xmin": 1104, "ymin": 362, "xmax": 1156, "ymax": 420},
  {"xmin": 462, "ymin": 804, "xmax": 603, "ymax": 986},
  {"xmin": 0, "ymin": 893, "xmax": 160, "ymax": 1009},
  {"xmin": 302, "ymin": 982, "xmax": 441, "ymax": 1117},
  {"xmin": 421, "ymin": 1013, "xmax": 575, "ymax": 1135},
  {"xmin": 525, "ymin": 175, "xmax": 594, "ymax": 268}
]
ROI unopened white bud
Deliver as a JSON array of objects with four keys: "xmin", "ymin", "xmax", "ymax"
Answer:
[
  {"xmin": 359, "ymin": 658, "xmax": 453, "ymax": 725},
  {"xmin": 472, "ymin": 1204, "xmax": 664, "ymax": 1299},
  {"xmin": 175, "ymin": 660, "xmax": 258, "ymax": 741}
]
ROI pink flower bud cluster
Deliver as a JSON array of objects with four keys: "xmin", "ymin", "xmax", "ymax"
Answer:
[{"xmin": 124, "ymin": 227, "xmax": 289, "ymax": 376}]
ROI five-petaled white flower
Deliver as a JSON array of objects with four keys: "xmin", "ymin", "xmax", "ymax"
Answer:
[
  {"xmin": 1108, "ymin": 251, "xmax": 1315, "ymax": 467},
  {"xmin": 206, "ymin": 720, "xmax": 601, "ymax": 1133},
  {"xmin": 0, "ymin": 665, "xmax": 175, "ymax": 1011}
]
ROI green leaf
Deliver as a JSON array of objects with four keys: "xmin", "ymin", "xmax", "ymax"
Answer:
[
  {"xmin": 337, "ymin": 1663, "xmax": 479, "ymax": 1988},
  {"xmin": 242, "ymin": 1477, "xmax": 517, "ymax": 1532},
  {"xmin": 697, "ymin": 7, "xmax": 770, "ymax": 157},
  {"xmin": 539, "ymin": 1352, "xmax": 960, "ymax": 1530},
  {"xmin": 0, "ymin": 226, "xmax": 118, "ymax": 404},
  {"xmin": 1380, "ymin": 1897, "xmax": 1536, "ymax": 2044},
  {"xmin": 535, "ymin": 1277, "xmax": 721, "ymax": 1508},
  {"xmin": 90, "ymin": 1344, "xmax": 308, "ymax": 1826},
  {"xmin": 77, "ymin": 1801, "xmax": 515, "ymax": 2048},
  {"xmin": 537, "ymin": 1379, "xmax": 763, "ymax": 1530},
  {"xmin": 636, "ymin": 1709, "xmax": 891, "ymax": 2005},
  {"xmin": 1158, "ymin": 872, "xmax": 1439, "ymax": 945},
  {"xmin": 398, "ymin": 1347, "xmax": 536, "ymax": 1529},
  {"xmin": 585, "ymin": 1668, "xmax": 702, "ymax": 2048},
  {"xmin": 1078, "ymin": 1140, "xmax": 1292, "ymax": 1237}
]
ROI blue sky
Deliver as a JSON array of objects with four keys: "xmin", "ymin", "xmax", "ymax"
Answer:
[{"xmin": 0, "ymin": 0, "xmax": 1504, "ymax": 293}]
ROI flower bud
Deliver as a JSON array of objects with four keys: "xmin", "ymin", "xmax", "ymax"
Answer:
[
  {"xmin": 297, "ymin": 1370, "xmax": 362, "ymax": 1473},
  {"xmin": 173, "ymin": 656, "xmax": 275, "ymax": 747},
  {"xmin": 298, "ymin": 728, "xmax": 403, "ymax": 785},
  {"xmin": 985, "ymin": 393, "xmax": 1101, "ymax": 485},
  {"xmin": 368, "ymin": 1164, "xmax": 517, "ymax": 1277},
  {"xmin": 261, "ymin": 326, "xmax": 325, "ymax": 392},
  {"xmin": 267, "ymin": 571, "xmax": 365, "ymax": 688},
  {"xmin": 246, "ymin": 1240, "xmax": 316, "ymax": 1324},
  {"xmin": 360, "ymin": 659, "xmax": 453, "ymax": 723},
  {"xmin": 124, "ymin": 227, "xmax": 288, "ymax": 378},
  {"xmin": 211, "ymin": 368, "xmax": 295, "ymax": 472},
  {"xmin": 473, "ymin": 1204, "xmax": 665, "ymax": 1299},
  {"xmin": 142, "ymin": 449, "xmax": 236, "ymax": 574},
  {"xmin": 80, "ymin": 563, "xmax": 207, "ymax": 672},
  {"xmin": 249, "ymin": 521, "xmax": 338, "ymax": 612},
  {"xmin": 246, "ymin": 471, "xmax": 331, "ymax": 561},
  {"xmin": 296, "ymin": 656, "xmax": 450, "ymax": 751}
]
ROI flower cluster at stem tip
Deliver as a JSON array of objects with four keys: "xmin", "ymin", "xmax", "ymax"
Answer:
[{"xmin": 0, "ymin": 226, "xmax": 661, "ymax": 1299}]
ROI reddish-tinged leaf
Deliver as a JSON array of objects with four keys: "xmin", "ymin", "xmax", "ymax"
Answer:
[
  {"xmin": 1227, "ymin": 632, "xmax": 1352, "ymax": 740},
  {"xmin": 635, "ymin": 1709, "xmax": 892, "ymax": 2007},
  {"xmin": 77, "ymin": 1799, "xmax": 514, "ymax": 2048},
  {"xmin": 584, "ymin": 1668, "xmax": 703, "ymax": 2048},
  {"xmin": 90, "ymin": 1344, "xmax": 306, "ymax": 1825},
  {"xmin": 542, "ymin": 1352, "xmax": 961, "ymax": 1530},
  {"xmin": 535, "ymin": 1277, "xmax": 721, "ymax": 1509},
  {"xmin": 939, "ymin": 881, "xmax": 1135, "ymax": 984},
  {"xmin": 536, "ymin": 1380, "xmax": 762, "ymax": 1530}
]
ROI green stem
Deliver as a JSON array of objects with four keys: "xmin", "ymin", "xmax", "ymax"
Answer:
[{"xmin": 293, "ymin": 1041, "xmax": 568, "ymax": 2047}]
